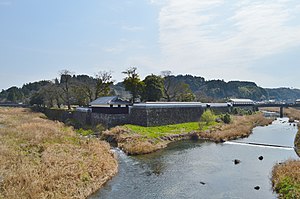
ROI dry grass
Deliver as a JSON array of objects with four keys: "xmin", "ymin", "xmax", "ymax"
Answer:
[
  {"xmin": 295, "ymin": 125, "xmax": 300, "ymax": 155},
  {"xmin": 272, "ymin": 160, "xmax": 300, "ymax": 198},
  {"xmin": 0, "ymin": 108, "xmax": 117, "ymax": 199},
  {"xmin": 261, "ymin": 107, "xmax": 300, "ymax": 121},
  {"xmin": 101, "ymin": 127, "xmax": 167, "ymax": 155},
  {"xmin": 199, "ymin": 113, "xmax": 273, "ymax": 142},
  {"xmin": 119, "ymin": 140, "xmax": 167, "ymax": 155},
  {"xmin": 285, "ymin": 108, "xmax": 300, "ymax": 121},
  {"xmin": 103, "ymin": 113, "xmax": 273, "ymax": 155},
  {"xmin": 267, "ymin": 108, "xmax": 300, "ymax": 198}
]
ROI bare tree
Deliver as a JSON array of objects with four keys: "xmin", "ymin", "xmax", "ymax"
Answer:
[
  {"xmin": 161, "ymin": 70, "xmax": 173, "ymax": 101},
  {"xmin": 94, "ymin": 71, "xmax": 114, "ymax": 100},
  {"xmin": 161, "ymin": 70, "xmax": 194, "ymax": 102},
  {"xmin": 59, "ymin": 70, "xmax": 74, "ymax": 109},
  {"xmin": 54, "ymin": 78, "xmax": 62, "ymax": 108},
  {"xmin": 71, "ymin": 75, "xmax": 94, "ymax": 104}
]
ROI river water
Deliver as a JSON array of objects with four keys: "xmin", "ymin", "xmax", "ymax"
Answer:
[{"xmin": 90, "ymin": 118, "xmax": 299, "ymax": 199}]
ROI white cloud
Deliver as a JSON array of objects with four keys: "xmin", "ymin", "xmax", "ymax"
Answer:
[{"xmin": 157, "ymin": 0, "xmax": 300, "ymax": 83}]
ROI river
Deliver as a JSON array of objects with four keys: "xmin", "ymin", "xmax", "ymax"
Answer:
[{"xmin": 90, "ymin": 117, "xmax": 299, "ymax": 199}]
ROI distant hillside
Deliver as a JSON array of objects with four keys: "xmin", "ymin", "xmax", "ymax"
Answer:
[
  {"xmin": 0, "ymin": 81, "xmax": 51, "ymax": 104},
  {"xmin": 157, "ymin": 75, "xmax": 300, "ymax": 102},
  {"xmin": 196, "ymin": 80, "xmax": 268, "ymax": 101},
  {"xmin": 1, "ymin": 74, "xmax": 300, "ymax": 104},
  {"xmin": 265, "ymin": 88, "xmax": 300, "ymax": 102},
  {"xmin": 167, "ymin": 74, "xmax": 205, "ymax": 92}
]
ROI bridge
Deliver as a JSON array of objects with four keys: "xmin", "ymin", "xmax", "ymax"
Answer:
[{"xmin": 254, "ymin": 103, "xmax": 300, "ymax": 118}]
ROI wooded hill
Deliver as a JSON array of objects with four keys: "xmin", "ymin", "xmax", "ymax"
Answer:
[{"xmin": 1, "ymin": 73, "xmax": 300, "ymax": 106}]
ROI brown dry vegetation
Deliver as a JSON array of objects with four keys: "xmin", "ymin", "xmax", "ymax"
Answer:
[
  {"xmin": 272, "ymin": 160, "xmax": 300, "ymax": 198},
  {"xmin": 267, "ymin": 107, "xmax": 300, "ymax": 198},
  {"xmin": 295, "ymin": 125, "xmax": 300, "ymax": 155},
  {"xmin": 261, "ymin": 107, "xmax": 300, "ymax": 121},
  {"xmin": 0, "ymin": 108, "xmax": 117, "ymax": 199},
  {"xmin": 199, "ymin": 113, "xmax": 273, "ymax": 142},
  {"xmin": 102, "ymin": 113, "xmax": 273, "ymax": 155},
  {"xmin": 285, "ymin": 108, "xmax": 300, "ymax": 121},
  {"xmin": 101, "ymin": 127, "xmax": 168, "ymax": 155}
]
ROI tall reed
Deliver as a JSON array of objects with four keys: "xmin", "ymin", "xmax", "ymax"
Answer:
[{"xmin": 0, "ymin": 108, "xmax": 117, "ymax": 199}]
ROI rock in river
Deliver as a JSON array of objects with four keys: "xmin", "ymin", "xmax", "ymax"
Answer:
[{"xmin": 233, "ymin": 159, "xmax": 241, "ymax": 165}]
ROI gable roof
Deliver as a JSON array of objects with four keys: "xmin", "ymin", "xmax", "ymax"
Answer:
[{"xmin": 89, "ymin": 96, "xmax": 130, "ymax": 106}]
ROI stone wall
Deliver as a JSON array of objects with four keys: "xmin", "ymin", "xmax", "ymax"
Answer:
[
  {"xmin": 41, "ymin": 105, "xmax": 232, "ymax": 128},
  {"xmin": 73, "ymin": 111, "xmax": 91, "ymax": 126},
  {"xmin": 42, "ymin": 109, "xmax": 130, "ymax": 128},
  {"xmin": 210, "ymin": 107, "xmax": 231, "ymax": 115},
  {"xmin": 130, "ymin": 106, "xmax": 205, "ymax": 126},
  {"xmin": 44, "ymin": 109, "xmax": 73, "ymax": 123},
  {"xmin": 129, "ymin": 107, "xmax": 148, "ymax": 126},
  {"xmin": 90, "ymin": 113, "xmax": 130, "ymax": 128}
]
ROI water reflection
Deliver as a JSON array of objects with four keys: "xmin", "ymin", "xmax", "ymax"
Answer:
[
  {"xmin": 90, "ymin": 118, "xmax": 299, "ymax": 199},
  {"xmin": 262, "ymin": 111, "xmax": 280, "ymax": 118}
]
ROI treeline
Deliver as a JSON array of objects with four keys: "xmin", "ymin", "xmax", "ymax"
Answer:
[
  {"xmin": 0, "ymin": 68, "xmax": 196, "ymax": 109},
  {"xmin": 1, "ymin": 68, "xmax": 300, "ymax": 109},
  {"xmin": 0, "ymin": 70, "xmax": 115, "ymax": 109}
]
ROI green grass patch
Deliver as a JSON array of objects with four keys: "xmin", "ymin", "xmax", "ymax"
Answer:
[
  {"xmin": 275, "ymin": 177, "xmax": 300, "ymax": 199},
  {"xmin": 198, "ymin": 121, "xmax": 218, "ymax": 130},
  {"xmin": 76, "ymin": 128, "xmax": 94, "ymax": 136},
  {"xmin": 124, "ymin": 122, "xmax": 217, "ymax": 139}
]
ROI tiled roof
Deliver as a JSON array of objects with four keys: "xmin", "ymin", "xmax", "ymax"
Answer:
[{"xmin": 89, "ymin": 96, "xmax": 130, "ymax": 106}]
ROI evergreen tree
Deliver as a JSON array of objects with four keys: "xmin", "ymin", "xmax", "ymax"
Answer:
[
  {"xmin": 122, "ymin": 67, "xmax": 144, "ymax": 103},
  {"xmin": 142, "ymin": 74, "xmax": 164, "ymax": 102}
]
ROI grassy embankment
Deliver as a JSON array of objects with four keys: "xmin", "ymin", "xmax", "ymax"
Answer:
[
  {"xmin": 264, "ymin": 107, "xmax": 300, "ymax": 198},
  {"xmin": 102, "ymin": 112, "xmax": 273, "ymax": 155},
  {"xmin": 0, "ymin": 108, "xmax": 117, "ymax": 199}
]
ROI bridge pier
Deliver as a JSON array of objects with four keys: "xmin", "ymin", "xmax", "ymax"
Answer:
[{"xmin": 280, "ymin": 107, "xmax": 284, "ymax": 118}]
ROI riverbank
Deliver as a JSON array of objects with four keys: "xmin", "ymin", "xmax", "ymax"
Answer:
[
  {"xmin": 102, "ymin": 113, "xmax": 273, "ymax": 155},
  {"xmin": 0, "ymin": 108, "xmax": 118, "ymax": 199},
  {"xmin": 261, "ymin": 107, "xmax": 300, "ymax": 121},
  {"xmin": 266, "ymin": 107, "xmax": 300, "ymax": 198},
  {"xmin": 272, "ymin": 160, "xmax": 300, "ymax": 198},
  {"xmin": 261, "ymin": 107, "xmax": 300, "ymax": 153}
]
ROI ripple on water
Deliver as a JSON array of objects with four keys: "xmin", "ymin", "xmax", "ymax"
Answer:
[{"xmin": 91, "ymin": 118, "xmax": 298, "ymax": 199}]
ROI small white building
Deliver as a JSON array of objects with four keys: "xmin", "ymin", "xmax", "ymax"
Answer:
[
  {"xmin": 228, "ymin": 98, "xmax": 254, "ymax": 105},
  {"xmin": 296, "ymin": 99, "xmax": 300, "ymax": 104}
]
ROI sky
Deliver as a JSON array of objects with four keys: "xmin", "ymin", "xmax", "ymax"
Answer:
[{"xmin": 1, "ymin": 0, "xmax": 300, "ymax": 90}]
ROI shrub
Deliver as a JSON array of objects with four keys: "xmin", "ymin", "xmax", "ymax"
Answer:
[
  {"xmin": 232, "ymin": 107, "xmax": 253, "ymax": 116},
  {"xmin": 275, "ymin": 177, "xmax": 300, "ymax": 198},
  {"xmin": 200, "ymin": 109, "xmax": 216, "ymax": 125},
  {"xmin": 76, "ymin": 128, "xmax": 94, "ymax": 136},
  {"xmin": 272, "ymin": 160, "xmax": 300, "ymax": 199},
  {"xmin": 222, "ymin": 113, "xmax": 231, "ymax": 124},
  {"xmin": 232, "ymin": 107, "xmax": 239, "ymax": 115}
]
